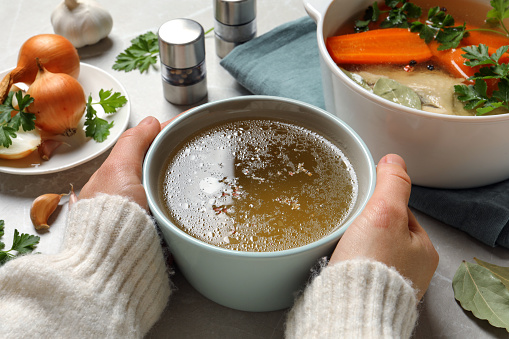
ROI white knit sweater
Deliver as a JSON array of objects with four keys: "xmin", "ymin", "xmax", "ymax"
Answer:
[
  {"xmin": 0, "ymin": 195, "xmax": 418, "ymax": 338},
  {"xmin": 0, "ymin": 195, "xmax": 171, "ymax": 338},
  {"xmin": 286, "ymin": 260, "xmax": 418, "ymax": 338}
]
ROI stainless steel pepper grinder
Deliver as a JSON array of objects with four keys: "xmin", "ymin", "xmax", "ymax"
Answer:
[
  {"xmin": 158, "ymin": 18, "xmax": 208, "ymax": 105},
  {"xmin": 214, "ymin": 0, "xmax": 257, "ymax": 58}
]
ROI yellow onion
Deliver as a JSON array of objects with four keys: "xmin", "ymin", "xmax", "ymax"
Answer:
[
  {"xmin": 0, "ymin": 128, "xmax": 41, "ymax": 160},
  {"xmin": 0, "ymin": 34, "xmax": 80, "ymax": 104},
  {"xmin": 27, "ymin": 59, "xmax": 86, "ymax": 137}
]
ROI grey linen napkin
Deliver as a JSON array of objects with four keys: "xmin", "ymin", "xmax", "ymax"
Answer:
[{"xmin": 220, "ymin": 16, "xmax": 509, "ymax": 249}]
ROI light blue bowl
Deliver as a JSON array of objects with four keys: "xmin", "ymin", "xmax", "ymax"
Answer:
[{"xmin": 143, "ymin": 95, "xmax": 375, "ymax": 312}]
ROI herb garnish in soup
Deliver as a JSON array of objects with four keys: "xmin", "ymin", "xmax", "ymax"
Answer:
[
  {"xmin": 160, "ymin": 118, "xmax": 358, "ymax": 252},
  {"xmin": 327, "ymin": 0, "xmax": 509, "ymax": 116}
]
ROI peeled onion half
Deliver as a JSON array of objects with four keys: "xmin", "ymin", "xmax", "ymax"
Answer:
[{"xmin": 0, "ymin": 128, "xmax": 41, "ymax": 159}]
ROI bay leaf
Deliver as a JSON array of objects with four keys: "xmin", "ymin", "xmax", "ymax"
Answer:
[
  {"xmin": 341, "ymin": 68, "xmax": 372, "ymax": 92},
  {"xmin": 474, "ymin": 257, "xmax": 509, "ymax": 291},
  {"xmin": 452, "ymin": 260, "xmax": 509, "ymax": 331},
  {"xmin": 373, "ymin": 77, "xmax": 422, "ymax": 110}
]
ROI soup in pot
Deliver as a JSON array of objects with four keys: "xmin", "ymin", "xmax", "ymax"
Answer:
[{"xmin": 328, "ymin": 0, "xmax": 509, "ymax": 116}]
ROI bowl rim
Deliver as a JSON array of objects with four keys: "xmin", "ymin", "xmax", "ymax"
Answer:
[
  {"xmin": 315, "ymin": 0, "xmax": 509, "ymax": 123},
  {"xmin": 143, "ymin": 95, "xmax": 376, "ymax": 258}
]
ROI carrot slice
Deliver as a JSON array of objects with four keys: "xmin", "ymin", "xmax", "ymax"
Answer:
[
  {"xmin": 326, "ymin": 28, "xmax": 433, "ymax": 64},
  {"xmin": 463, "ymin": 25, "xmax": 509, "ymax": 50},
  {"xmin": 429, "ymin": 26, "xmax": 509, "ymax": 82},
  {"xmin": 429, "ymin": 40, "xmax": 476, "ymax": 80}
]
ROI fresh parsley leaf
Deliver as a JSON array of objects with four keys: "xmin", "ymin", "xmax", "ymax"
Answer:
[
  {"xmin": 11, "ymin": 229, "xmax": 40, "ymax": 254},
  {"xmin": 0, "ymin": 220, "xmax": 40, "ymax": 266},
  {"xmin": 455, "ymin": 81, "xmax": 490, "ymax": 110},
  {"xmin": 427, "ymin": 6, "xmax": 455, "ymax": 27},
  {"xmin": 84, "ymin": 90, "xmax": 126, "ymax": 142},
  {"xmin": 355, "ymin": 2, "xmax": 381, "ymax": 32},
  {"xmin": 380, "ymin": 1, "xmax": 422, "ymax": 29},
  {"xmin": 410, "ymin": 21, "xmax": 435, "ymax": 43},
  {"xmin": 96, "ymin": 89, "xmax": 128, "ymax": 113},
  {"xmin": 84, "ymin": 116, "xmax": 114, "ymax": 143},
  {"xmin": 487, "ymin": 0, "xmax": 509, "ymax": 35},
  {"xmin": 9, "ymin": 112, "xmax": 36, "ymax": 133},
  {"xmin": 113, "ymin": 31, "xmax": 159, "ymax": 73},
  {"xmin": 411, "ymin": 6, "xmax": 456, "ymax": 44},
  {"xmin": 435, "ymin": 24, "xmax": 468, "ymax": 50},
  {"xmin": 455, "ymin": 45, "xmax": 509, "ymax": 115},
  {"xmin": 0, "ymin": 91, "xmax": 36, "ymax": 148},
  {"xmin": 492, "ymin": 77, "xmax": 509, "ymax": 102},
  {"xmin": 461, "ymin": 45, "xmax": 509, "ymax": 78},
  {"xmin": 0, "ymin": 126, "xmax": 17, "ymax": 148},
  {"xmin": 461, "ymin": 44, "xmax": 495, "ymax": 67},
  {"xmin": 410, "ymin": 6, "xmax": 467, "ymax": 49}
]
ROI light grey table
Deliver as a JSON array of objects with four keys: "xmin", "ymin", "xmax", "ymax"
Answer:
[{"xmin": 1, "ymin": 1, "xmax": 508, "ymax": 338}]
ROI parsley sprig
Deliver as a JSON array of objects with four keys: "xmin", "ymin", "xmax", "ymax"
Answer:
[
  {"xmin": 356, "ymin": 0, "xmax": 509, "ymax": 50},
  {"xmin": 0, "ymin": 91, "xmax": 36, "ymax": 148},
  {"xmin": 487, "ymin": 0, "xmax": 509, "ymax": 36},
  {"xmin": 0, "ymin": 220, "xmax": 40, "ymax": 266},
  {"xmin": 112, "ymin": 28, "xmax": 214, "ymax": 73},
  {"xmin": 455, "ymin": 44, "xmax": 509, "ymax": 115},
  {"xmin": 410, "ymin": 7, "xmax": 467, "ymax": 50},
  {"xmin": 85, "ymin": 89, "xmax": 128, "ymax": 142},
  {"xmin": 355, "ymin": 0, "xmax": 421, "ymax": 32},
  {"xmin": 113, "ymin": 32, "xmax": 159, "ymax": 73}
]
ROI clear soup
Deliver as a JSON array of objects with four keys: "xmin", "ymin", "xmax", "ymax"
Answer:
[{"xmin": 159, "ymin": 118, "xmax": 358, "ymax": 252}]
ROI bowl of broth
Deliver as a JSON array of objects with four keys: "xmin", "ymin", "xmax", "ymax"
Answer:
[
  {"xmin": 143, "ymin": 95, "xmax": 375, "ymax": 312},
  {"xmin": 305, "ymin": 0, "xmax": 509, "ymax": 188}
]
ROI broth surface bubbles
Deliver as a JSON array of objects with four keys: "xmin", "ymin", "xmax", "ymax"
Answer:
[{"xmin": 160, "ymin": 118, "xmax": 358, "ymax": 252}]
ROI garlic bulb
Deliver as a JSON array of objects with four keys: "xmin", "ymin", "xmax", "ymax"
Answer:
[{"xmin": 51, "ymin": 0, "xmax": 113, "ymax": 48}]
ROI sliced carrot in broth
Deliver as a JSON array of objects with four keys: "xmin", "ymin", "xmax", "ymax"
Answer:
[{"xmin": 326, "ymin": 28, "xmax": 433, "ymax": 64}]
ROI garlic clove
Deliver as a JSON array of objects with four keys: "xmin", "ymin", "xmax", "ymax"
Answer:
[
  {"xmin": 38, "ymin": 139, "xmax": 65, "ymax": 161},
  {"xmin": 30, "ymin": 193, "xmax": 67, "ymax": 231},
  {"xmin": 0, "ymin": 128, "xmax": 41, "ymax": 160},
  {"xmin": 69, "ymin": 184, "xmax": 78, "ymax": 209}
]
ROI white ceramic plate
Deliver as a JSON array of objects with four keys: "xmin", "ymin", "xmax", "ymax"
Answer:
[{"xmin": 0, "ymin": 63, "xmax": 130, "ymax": 175}]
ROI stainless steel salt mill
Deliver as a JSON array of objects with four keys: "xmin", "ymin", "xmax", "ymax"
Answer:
[
  {"xmin": 158, "ymin": 18, "xmax": 207, "ymax": 105},
  {"xmin": 214, "ymin": 0, "xmax": 257, "ymax": 58}
]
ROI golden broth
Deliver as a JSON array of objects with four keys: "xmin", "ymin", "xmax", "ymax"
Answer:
[{"xmin": 159, "ymin": 118, "xmax": 358, "ymax": 252}]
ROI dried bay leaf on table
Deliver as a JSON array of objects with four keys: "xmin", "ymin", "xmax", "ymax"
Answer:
[
  {"xmin": 373, "ymin": 77, "xmax": 422, "ymax": 110},
  {"xmin": 474, "ymin": 257, "xmax": 509, "ymax": 291},
  {"xmin": 452, "ymin": 260, "xmax": 509, "ymax": 331}
]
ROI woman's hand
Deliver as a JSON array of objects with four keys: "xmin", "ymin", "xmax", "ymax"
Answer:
[
  {"xmin": 78, "ymin": 116, "xmax": 162, "ymax": 211},
  {"xmin": 330, "ymin": 154, "xmax": 439, "ymax": 300}
]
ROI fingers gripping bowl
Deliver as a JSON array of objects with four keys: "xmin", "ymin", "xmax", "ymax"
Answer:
[
  {"xmin": 143, "ymin": 96, "xmax": 375, "ymax": 312},
  {"xmin": 305, "ymin": 0, "xmax": 509, "ymax": 188}
]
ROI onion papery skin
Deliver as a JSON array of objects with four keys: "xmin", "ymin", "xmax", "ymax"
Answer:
[
  {"xmin": 14, "ymin": 34, "xmax": 80, "ymax": 84},
  {"xmin": 27, "ymin": 62, "xmax": 86, "ymax": 136},
  {"xmin": 0, "ymin": 34, "xmax": 80, "ymax": 104}
]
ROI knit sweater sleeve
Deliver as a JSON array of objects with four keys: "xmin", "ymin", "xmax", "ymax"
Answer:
[
  {"xmin": 0, "ymin": 195, "xmax": 172, "ymax": 339},
  {"xmin": 285, "ymin": 259, "xmax": 419, "ymax": 339}
]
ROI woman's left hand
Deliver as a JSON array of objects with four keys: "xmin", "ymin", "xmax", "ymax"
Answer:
[{"xmin": 78, "ymin": 116, "xmax": 162, "ymax": 211}]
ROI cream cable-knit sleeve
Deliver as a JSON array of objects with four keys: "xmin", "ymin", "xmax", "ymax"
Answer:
[
  {"xmin": 0, "ymin": 195, "xmax": 172, "ymax": 338},
  {"xmin": 286, "ymin": 259, "xmax": 418, "ymax": 339}
]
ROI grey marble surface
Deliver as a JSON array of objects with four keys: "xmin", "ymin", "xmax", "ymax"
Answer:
[{"xmin": 1, "ymin": 1, "xmax": 508, "ymax": 338}]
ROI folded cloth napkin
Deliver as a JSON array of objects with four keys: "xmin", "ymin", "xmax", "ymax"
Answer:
[{"xmin": 220, "ymin": 16, "xmax": 509, "ymax": 249}]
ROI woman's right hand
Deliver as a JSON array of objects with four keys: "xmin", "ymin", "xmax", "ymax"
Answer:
[{"xmin": 330, "ymin": 154, "xmax": 439, "ymax": 300}]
